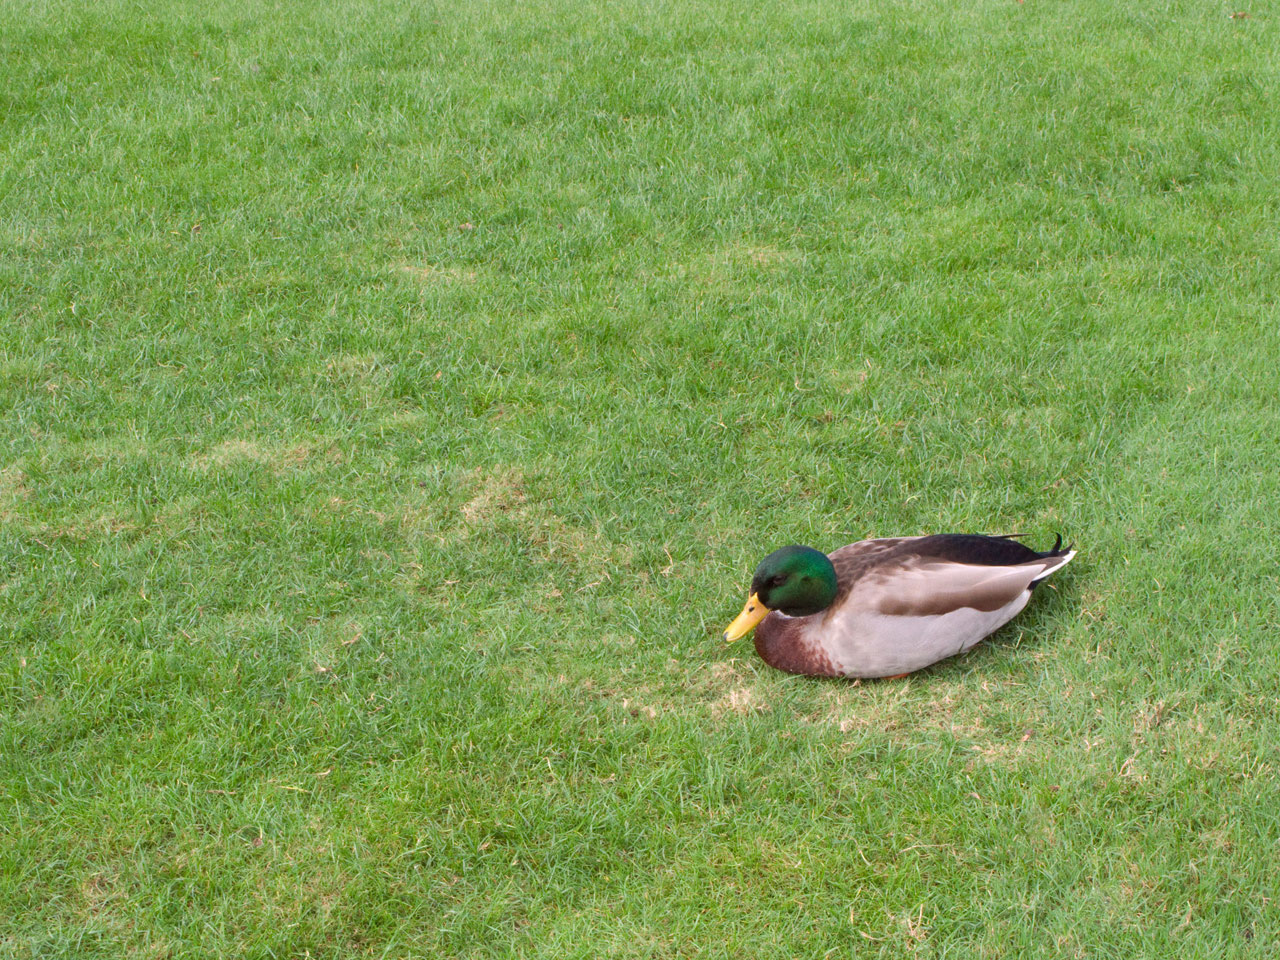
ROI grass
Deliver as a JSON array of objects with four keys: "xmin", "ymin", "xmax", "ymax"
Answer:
[{"xmin": 2, "ymin": 0, "xmax": 1280, "ymax": 955}]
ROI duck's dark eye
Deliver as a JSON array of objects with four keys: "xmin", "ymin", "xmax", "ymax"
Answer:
[{"xmin": 770, "ymin": 574, "xmax": 787, "ymax": 586}]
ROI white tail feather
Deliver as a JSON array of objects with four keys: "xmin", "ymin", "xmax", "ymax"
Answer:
[{"xmin": 1031, "ymin": 549, "xmax": 1076, "ymax": 584}]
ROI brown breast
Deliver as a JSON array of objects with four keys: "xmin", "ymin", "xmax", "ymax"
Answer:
[{"xmin": 753, "ymin": 613, "xmax": 841, "ymax": 677}]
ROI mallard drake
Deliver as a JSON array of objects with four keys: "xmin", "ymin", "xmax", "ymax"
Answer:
[{"xmin": 723, "ymin": 534, "xmax": 1075, "ymax": 678}]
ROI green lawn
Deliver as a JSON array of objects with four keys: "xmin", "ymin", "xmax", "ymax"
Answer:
[{"xmin": 3, "ymin": 0, "xmax": 1280, "ymax": 955}]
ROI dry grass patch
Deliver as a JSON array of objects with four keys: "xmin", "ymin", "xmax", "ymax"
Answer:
[
  {"xmin": 188, "ymin": 439, "xmax": 337, "ymax": 474},
  {"xmin": 395, "ymin": 467, "xmax": 519, "ymax": 539},
  {"xmin": 460, "ymin": 468, "xmax": 527, "ymax": 525},
  {"xmin": 822, "ymin": 359, "xmax": 876, "ymax": 395},
  {"xmin": 661, "ymin": 242, "xmax": 800, "ymax": 289},
  {"xmin": 304, "ymin": 615, "xmax": 367, "ymax": 675},
  {"xmin": 8, "ymin": 508, "xmax": 137, "ymax": 543},
  {"xmin": 399, "ymin": 466, "xmax": 616, "ymax": 571},
  {"xmin": 810, "ymin": 680, "xmax": 1056, "ymax": 766},
  {"xmin": 0, "ymin": 466, "xmax": 31, "ymax": 521},
  {"xmin": 56, "ymin": 513, "xmax": 138, "ymax": 540},
  {"xmin": 711, "ymin": 684, "xmax": 770, "ymax": 717},
  {"xmin": 708, "ymin": 242, "xmax": 796, "ymax": 271},
  {"xmin": 395, "ymin": 262, "xmax": 478, "ymax": 285},
  {"xmin": 189, "ymin": 439, "xmax": 276, "ymax": 471},
  {"xmin": 552, "ymin": 674, "xmax": 666, "ymax": 724},
  {"xmin": 74, "ymin": 870, "xmax": 132, "ymax": 942},
  {"xmin": 323, "ymin": 354, "xmax": 388, "ymax": 384},
  {"xmin": 689, "ymin": 660, "xmax": 774, "ymax": 718}
]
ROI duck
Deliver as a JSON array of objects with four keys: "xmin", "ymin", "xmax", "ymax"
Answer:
[{"xmin": 723, "ymin": 534, "xmax": 1075, "ymax": 678}]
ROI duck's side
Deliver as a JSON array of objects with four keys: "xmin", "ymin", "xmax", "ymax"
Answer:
[{"xmin": 753, "ymin": 535, "xmax": 1074, "ymax": 678}]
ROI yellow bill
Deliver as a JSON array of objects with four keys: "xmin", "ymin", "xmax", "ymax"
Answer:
[{"xmin": 723, "ymin": 592, "xmax": 769, "ymax": 642}]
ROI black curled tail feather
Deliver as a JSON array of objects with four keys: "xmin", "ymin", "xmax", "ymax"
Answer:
[
  {"xmin": 1037, "ymin": 532, "xmax": 1072, "ymax": 558},
  {"xmin": 1029, "ymin": 533, "xmax": 1074, "ymax": 588}
]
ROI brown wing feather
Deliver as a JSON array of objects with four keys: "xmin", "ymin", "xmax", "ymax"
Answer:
[
  {"xmin": 829, "ymin": 535, "xmax": 1069, "ymax": 618},
  {"xmin": 828, "ymin": 537, "xmax": 920, "ymax": 605},
  {"xmin": 863, "ymin": 559, "xmax": 1055, "ymax": 616}
]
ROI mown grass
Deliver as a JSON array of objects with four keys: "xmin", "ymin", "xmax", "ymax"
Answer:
[{"xmin": 3, "ymin": 0, "xmax": 1279, "ymax": 955}]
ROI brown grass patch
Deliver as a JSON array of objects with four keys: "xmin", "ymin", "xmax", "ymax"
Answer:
[
  {"xmin": 190, "ymin": 439, "xmax": 274, "ymax": 471},
  {"xmin": 1, "ymin": 464, "xmax": 172, "ymax": 542},
  {"xmin": 304, "ymin": 616, "xmax": 366, "ymax": 675},
  {"xmin": 809, "ymin": 680, "xmax": 1055, "ymax": 767},
  {"xmin": 711, "ymin": 685, "xmax": 770, "ymax": 717},
  {"xmin": 707, "ymin": 242, "xmax": 795, "ymax": 272},
  {"xmin": 60, "ymin": 514, "xmax": 138, "ymax": 539},
  {"xmin": 741, "ymin": 244, "xmax": 791, "ymax": 267},
  {"xmin": 460, "ymin": 468, "xmax": 526, "ymax": 525},
  {"xmin": 396, "ymin": 262, "xmax": 478, "ymax": 285},
  {"xmin": 660, "ymin": 242, "xmax": 800, "ymax": 289},
  {"xmin": 395, "ymin": 467, "xmax": 625, "ymax": 601},
  {"xmin": 397, "ymin": 468, "xmax": 516, "ymax": 546},
  {"xmin": 0, "ymin": 466, "xmax": 30, "ymax": 520},
  {"xmin": 693, "ymin": 660, "xmax": 774, "ymax": 718},
  {"xmin": 403, "ymin": 464, "xmax": 610, "ymax": 555},
  {"xmin": 324, "ymin": 354, "xmax": 387, "ymax": 383},
  {"xmin": 188, "ymin": 439, "xmax": 338, "ymax": 474},
  {"xmin": 75, "ymin": 870, "xmax": 130, "ymax": 939}
]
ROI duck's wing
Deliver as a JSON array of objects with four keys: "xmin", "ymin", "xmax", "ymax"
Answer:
[
  {"xmin": 827, "ymin": 537, "xmax": 924, "ymax": 598},
  {"xmin": 849, "ymin": 534, "xmax": 1075, "ymax": 618}
]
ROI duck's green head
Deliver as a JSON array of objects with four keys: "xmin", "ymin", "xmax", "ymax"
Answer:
[{"xmin": 723, "ymin": 545, "xmax": 839, "ymax": 641}]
